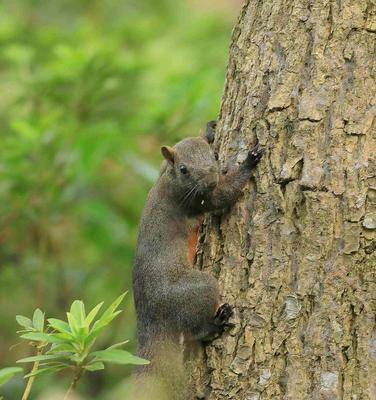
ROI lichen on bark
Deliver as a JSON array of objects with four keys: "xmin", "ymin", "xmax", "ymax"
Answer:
[{"xmin": 196, "ymin": 0, "xmax": 376, "ymax": 399}]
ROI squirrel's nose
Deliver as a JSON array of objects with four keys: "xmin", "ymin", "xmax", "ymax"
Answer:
[
  {"xmin": 206, "ymin": 175, "xmax": 218, "ymax": 190},
  {"xmin": 208, "ymin": 180, "xmax": 217, "ymax": 190}
]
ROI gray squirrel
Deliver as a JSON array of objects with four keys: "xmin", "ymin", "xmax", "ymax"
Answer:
[{"xmin": 132, "ymin": 121, "xmax": 264, "ymax": 397}]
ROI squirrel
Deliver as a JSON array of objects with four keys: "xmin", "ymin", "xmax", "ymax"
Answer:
[{"xmin": 132, "ymin": 121, "xmax": 264, "ymax": 398}]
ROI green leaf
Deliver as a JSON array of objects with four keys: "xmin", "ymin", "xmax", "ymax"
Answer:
[
  {"xmin": 84, "ymin": 311, "xmax": 123, "ymax": 346},
  {"xmin": 24, "ymin": 365, "xmax": 66, "ymax": 378},
  {"xmin": 20, "ymin": 332, "xmax": 62, "ymax": 344},
  {"xmin": 84, "ymin": 362, "xmax": 104, "ymax": 371},
  {"xmin": 48, "ymin": 343, "xmax": 76, "ymax": 354},
  {"xmin": 53, "ymin": 332, "xmax": 74, "ymax": 342},
  {"xmin": 32, "ymin": 309, "xmax": 44, "ymax": 331},
  {"xmin": 101, "ymin": 292, "xmax": 127, "ymax": 322},
  {"xmin": 16, "ymin": 315, "xmax": 33, "ymax": 329},
  {"xmin": 89, "ymin": 309, "xmax": 122, "ymax": 337},
  {"xmin": 84, "ymin": 302, "xmax": 104, "ymax": 328},
  {"xmin": 0, "ymin": 367, "xmax": 23, "ymax": 386},
  {"xmin": 98, "ymin": 310, "xmax": 122, "ymax": 328},
  {"xmin": 70, "ymin": 300, "xmax": 86, "ymax": 326},
  {"xmin": 106, "ymin": 340, "xmax": 129, "ymax": 350},
  {"xmin": 92, "ymin": 349, "xmax": 149, "ymax": 365},
  {"xmin": 17, "ymin": 354, "xmax": 68, "ymax": 363},
  {"xmin": 66, "ymin": 312, "xmax": 79, "ymax": 335},
  {"xmin": 69, "ymin": 354, "xmax": 82, "ymax": 364},
  {"xmin": 47, "ymin": 318, "xmax": 71, "ymax": 334},
  {"xmin": 84, "ymin": 293, "xmax": 126, "ymax": 345}
]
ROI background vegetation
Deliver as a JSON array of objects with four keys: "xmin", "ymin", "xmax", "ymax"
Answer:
[{"xmin": 0, "ymin": 0, "xmax": 239, "ymax": 398}]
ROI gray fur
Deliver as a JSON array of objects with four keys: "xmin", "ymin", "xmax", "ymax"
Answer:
[{"xmin": 132, "ymin": 133, "xmax": 264, "ymax": 395}]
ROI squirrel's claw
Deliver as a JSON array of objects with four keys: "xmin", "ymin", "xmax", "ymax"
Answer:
[
  {"xmin": 214, "ymin": 303, "xmax": 233, "ymax": 326},
  {"xmin": 246, "ymin": 143, "xmax": 265, "ymax": 167},
  {"xmin": 223, "ymin": 322, "xmax": 236, "ymax": 330}
]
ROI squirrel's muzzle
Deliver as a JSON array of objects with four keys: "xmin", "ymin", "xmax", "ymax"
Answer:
[
  {"xmin": 205, "ymin": 173, "xmax": 219, "ymax": 191},
  {"xmin": 207, "ymin": 180, "xmax": 217, "ymax": 190},
  {"xmin": 197, "ymin": 168, "xmax": 219, "ymax": 193}
]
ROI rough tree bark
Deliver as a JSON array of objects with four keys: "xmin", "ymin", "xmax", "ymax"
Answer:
[{"xmin": 196, "ymin": 0, "xmax": 376, "ymax": 399}]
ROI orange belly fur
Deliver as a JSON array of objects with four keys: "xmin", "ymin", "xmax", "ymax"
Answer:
[{"xmin": 187, "ymin": 225, "xmax": 200, "ymax": 265}]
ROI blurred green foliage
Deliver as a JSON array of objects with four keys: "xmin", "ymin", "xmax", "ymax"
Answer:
[{"xmin": 0, "ymin": 0, "xmax": 236, "ymax": 398}]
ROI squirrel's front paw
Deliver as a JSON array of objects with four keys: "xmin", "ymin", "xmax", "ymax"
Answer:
[
  {"xmin": 214, "ymin": 303, "xmax": 233, "ymax": 326},
  {"xmin": 246, "ymin": 143, "xmax": 265, "ymax": 168}
]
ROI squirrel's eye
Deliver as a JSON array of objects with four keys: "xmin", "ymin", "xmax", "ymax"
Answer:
[
  {"xmin": 214, "ymin": 151, "xmax": 219, "ymax": 161},
  {"xmin": 179, "ymin": 164, "xmax": 188, "ymax": 174}
]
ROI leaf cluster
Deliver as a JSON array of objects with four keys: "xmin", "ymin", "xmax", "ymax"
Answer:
[
  {"xmin": 15, "ymin": 293, "xmax": 148, "ymax": 379},
  {"xmin": 0, "ymin": 293, "xmax": 148, "ymax": 399}
]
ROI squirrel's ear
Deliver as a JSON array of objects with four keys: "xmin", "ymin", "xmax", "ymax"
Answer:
[
  {"xmin": 161, "ymin": 146, "xmax": 175, "ymax": 166},
  {"xmin": 205, "ymin": 120, "xmax": 217, "ymax": 144}
]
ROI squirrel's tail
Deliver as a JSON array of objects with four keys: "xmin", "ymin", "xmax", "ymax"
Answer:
[{"xmin": 131, "ymin": 325, "xmax": 191, "ymax": 400}]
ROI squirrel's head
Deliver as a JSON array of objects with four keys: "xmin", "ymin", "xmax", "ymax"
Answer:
[{"xmin": 161, "ymin": 137, "xmax": 219, "ymax": 201}]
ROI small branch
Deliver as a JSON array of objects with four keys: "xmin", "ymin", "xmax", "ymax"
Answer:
[
  {"xmin": 64, "ymin": 367, "xmax": 83, "ymax": 400},
  {"xmin": 21, "ymin": 347, "xmax": 43, "ymax": 400}
]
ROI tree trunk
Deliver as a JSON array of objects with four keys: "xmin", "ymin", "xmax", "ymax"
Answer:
[{"xmin": 197, "ymin": 0, "xmax": 376, "ymax": 399}]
